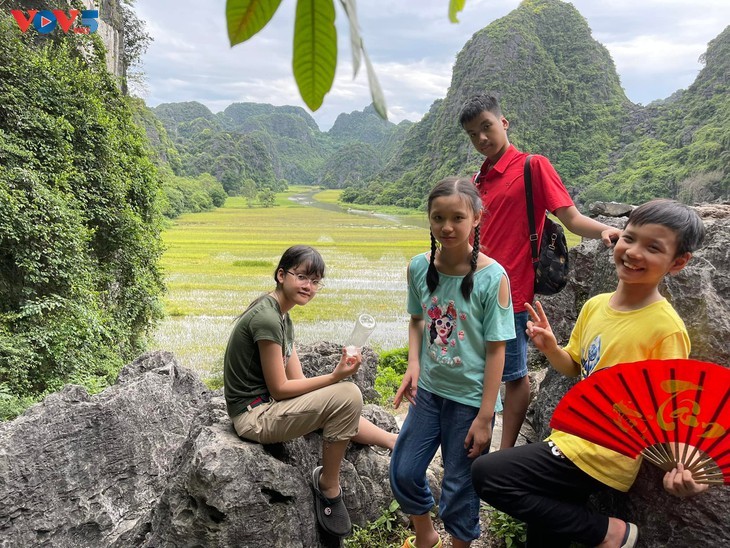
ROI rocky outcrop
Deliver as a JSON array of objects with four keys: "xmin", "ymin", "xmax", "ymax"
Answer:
[
  {"xmin": 529, "ymin": 204, "xmax": 730, "ymax": 547},
  {"xmin": 0, "ymin": 348, "xmax": 398, "ymax": 548},
  {"xmin": 12, "ymin": 1, "xmax": 125, "ymax": 80},
  {"xmin": 90, "ymin": 0, "xmax": 125, "ymax": 79},
  {"xmin": 587, "ymin": 201, "xmax": 634, "ymax": 217}
]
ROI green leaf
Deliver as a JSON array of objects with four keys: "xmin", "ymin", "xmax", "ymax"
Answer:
[
  {"xmin": 293, "ymin": 0, "xmax": 337, "ymax": 111},
  {"xmin": 338, "ymin": 0, "xmax": 362, "ymax": 76},
  {"xmin": 226, "ymin": 0, "xmax": 284, "ymax": 47},
  {"xmin": 362, "ymin": 45, "xmax": 387, "ymax": 120},
  {"xmin": 449, "ymin": 0, "xmax": 467, "ymax": 23}
]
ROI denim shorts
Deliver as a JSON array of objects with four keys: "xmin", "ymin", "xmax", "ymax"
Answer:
[
  {"xmin": 389, "ymin": 388, "xmax": 492, "ymax": 541},
  {"xmin": 502, "ymin": 311, "xmax": 529, "ymax": 382}
]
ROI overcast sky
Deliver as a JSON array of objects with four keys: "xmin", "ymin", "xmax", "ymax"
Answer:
[{"xmin": 134, "ymin": 0, "xmax": 729, "ymax": 131}]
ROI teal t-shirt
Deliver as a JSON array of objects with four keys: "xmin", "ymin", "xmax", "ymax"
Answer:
[
  {"xmin": 223, "ymin": 295, "xmax": 294, "ymax": 418},
  {"xmin": 407, "ymin": 253, "xmax": 515, "ymax": 411}
]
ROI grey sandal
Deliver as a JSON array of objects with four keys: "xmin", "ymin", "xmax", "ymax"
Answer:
[{"xmin": 311, "ymin": 466, "xmax": 352, "ymax": 537}]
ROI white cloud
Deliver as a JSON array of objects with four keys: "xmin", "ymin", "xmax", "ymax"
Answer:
[{"xmin": 609, "ymin": 36, "xmax": 705, "ymax": 74}]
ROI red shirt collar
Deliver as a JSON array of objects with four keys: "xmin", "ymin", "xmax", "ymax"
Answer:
[{"xmin": 478, "ymin": 144, "xmax": 519, "ymax": 177}]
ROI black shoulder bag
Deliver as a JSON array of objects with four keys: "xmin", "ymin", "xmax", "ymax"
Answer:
[{"xmin": 524, "ymin": 155, "xmax": 569, "ymax": 295}]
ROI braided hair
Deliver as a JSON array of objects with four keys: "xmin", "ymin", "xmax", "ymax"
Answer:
[{"xmin": 426, "ymin": 177, "xmax": 483, "ymax": 299}]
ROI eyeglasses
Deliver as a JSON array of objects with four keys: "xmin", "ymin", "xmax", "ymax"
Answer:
[{"xmin": 285, "ymin": 270, "xmax": 325, "ymax": 289}]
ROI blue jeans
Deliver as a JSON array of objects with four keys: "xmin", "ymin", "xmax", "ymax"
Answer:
[
  {"xmin": 389, "ymin": 388, "xmax": 491, "ymax": 541},
  {"xmin": 502, "ymin": 311, "xmax": 529, "ymax": 382}
]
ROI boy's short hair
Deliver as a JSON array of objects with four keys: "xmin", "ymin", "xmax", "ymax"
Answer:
[
  {"xmin": 625, "ymin": 199, "xmax": 705, "ymax": 256},
  {"xmin": 459, "ymin": 94, "xmax": 503, "ymax": 127}
]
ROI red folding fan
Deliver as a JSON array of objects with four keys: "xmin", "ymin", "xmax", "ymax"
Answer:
[{"xmin": 550, "ymin": 358, "xmax": 730, "ymax": 485}]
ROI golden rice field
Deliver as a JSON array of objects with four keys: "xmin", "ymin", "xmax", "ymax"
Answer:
[{"xmin": 150, "ymin": 187, "xmax": 429, "ymax": 378}]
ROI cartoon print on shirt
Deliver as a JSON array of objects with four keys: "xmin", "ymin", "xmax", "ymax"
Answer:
[
  {"xmin": 429, "ymin": 300, "xmax": 456, "ymax": 346},
  {"xmin": 426, "ymin": 298, "xmax": 463, "ymax": 367},
  {"xmin": 581, "ymin": 335, "xmax": 601, "ymax": 378}
]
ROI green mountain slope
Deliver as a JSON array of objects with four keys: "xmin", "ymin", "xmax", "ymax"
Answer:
[
  {"xmin": 582, "ymin": 25, "xmax": 729, "ymax": 203},
  {"xmin": 329, "ymin": 104, "xmax": 398, "ymax": 147}
]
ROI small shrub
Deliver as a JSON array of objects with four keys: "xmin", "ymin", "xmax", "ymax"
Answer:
[
  {"xmin": 204, "ymin": 372, "xmax": 224, "ymax": 391},
  {"xmin": 374, "ymin": 366, "xmax": 404, "ymax": 407},
  {"xmin": 486, "ymin": 506, "xmax": 526, "ymax": 548},
  {"xmin": 344, "ymin": 500, "xmax": 410, "ymax": 548},
  {"xmin": 379, "ymin": 347, "xmax": 409, "ymax": 375},
  {"xmin": 375, "ymin": 346, "xmax": 409, "ymax": 406},
  {"xmin": 0, "ymin": 384, "xmax": 36, "ymax": 421}
]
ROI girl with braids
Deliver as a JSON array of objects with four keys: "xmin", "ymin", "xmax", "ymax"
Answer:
[{"xmin": 389, "ymin": 178, "xmax": 514, "ymax": 548}]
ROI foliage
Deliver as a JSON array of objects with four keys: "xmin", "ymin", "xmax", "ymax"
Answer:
[
  {"xmin": 160, "ymin": 173, "xmax": 227, "ymax": 218},
  {"xmin": 257, "ymin": 189, "xmax": 276, "ymax": 207},
  {"xmin": 0, "ymin": 17, "xmax": 164, "ymax": 416},
  {"xmin": 320, "ymin": 143, "xmax": 382, "ymax": 188},
  {"xmin": 486, "ymin": 507, "xmax": 527, "ymax": 548},
  {"xmin": 225, "ymin": 0, "xmax": 388, "ymax": 117},
  {"xmin": 126, "ymin": 101, "xmax": 227, "ymax": 219},
  {"xmin": 378, "ymin": 347, "xmax": 409, "ymax": 375},
  {"xmin": 203, "ymin": 372, "xmax": 224, "ymax": 391},
  {"xmin": 0, "ymin": 383, "xmax": 35, "ymax": 421},
  {"xmin": 292, "ymin": 0, "xmax": 337, "ymax": 111},
  {"xmin": 677, "ymin": 171, "xmax": 725, "ymax": 204},
  {"xmin": 120, "ymin": 0, "xmax": 152, "ymax": 74},
  {"xmin": 375, "ymin": 367, "xmax": 403, "ymax": 408},
  {"xmin": 129, "ymin": 97, "xmax": 183, "ymax": 174},
  {"xmin": 344, "ymin": 500, "xmax": 411, "ymax": 548},
  {"xmin": 374, "ymin": 346, "xmax": 408, "ymax": 406}
]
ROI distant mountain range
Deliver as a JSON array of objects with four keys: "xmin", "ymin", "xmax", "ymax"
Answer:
[{"xmin": 138, "ymin": 0, "xmax": 728, "ymax": 208}]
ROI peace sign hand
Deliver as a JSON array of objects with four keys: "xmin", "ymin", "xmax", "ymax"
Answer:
[{"xmin": 525, "ymin": 301, "xmax": 558, "ymax": 354}]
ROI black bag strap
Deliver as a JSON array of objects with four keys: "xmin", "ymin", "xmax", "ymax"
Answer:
[{"xmin": 524, "ymin": 155, "xmax": 539, "ymax": 261}]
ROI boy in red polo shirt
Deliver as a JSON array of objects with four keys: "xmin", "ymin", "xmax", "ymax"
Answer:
[{"xmin": 459, "ymin": 94, "xmax": 621, "ymax": 449}]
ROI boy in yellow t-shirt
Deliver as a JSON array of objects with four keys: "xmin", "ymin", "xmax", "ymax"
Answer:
[{"xmin": 471, "ymin": 199, "xmax": 709, "ymax": 548}]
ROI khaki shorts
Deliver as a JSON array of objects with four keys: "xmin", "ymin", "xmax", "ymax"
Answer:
[{"xmin": 232, "ymin": 382, "xmax": 362, "ymax": 444}]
